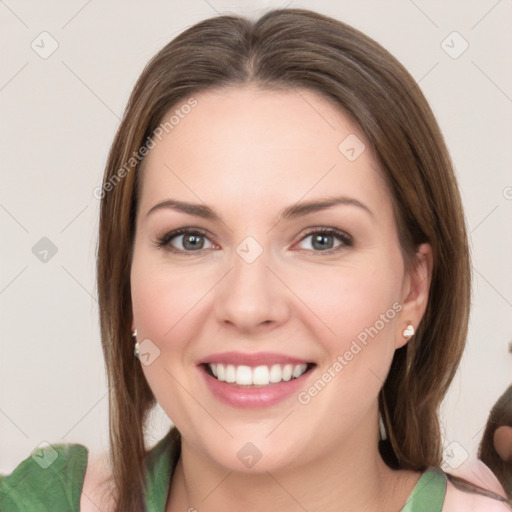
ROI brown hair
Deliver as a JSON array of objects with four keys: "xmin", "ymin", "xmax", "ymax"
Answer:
[{"xmin": 96, "ymin": 8, "xmax": 470, "ymax": 511}]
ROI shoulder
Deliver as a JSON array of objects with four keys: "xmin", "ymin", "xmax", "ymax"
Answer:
[
  {"xmin": 0, "ymin": 442, "xmax": 87, "ymax": 511},
  {"xmin": 442, "ymin": 461, "xmax": 511, "ymax": 512},
  {"xmin": 444, "ymin": 480, "xmax": 511, "ymax": 511}
]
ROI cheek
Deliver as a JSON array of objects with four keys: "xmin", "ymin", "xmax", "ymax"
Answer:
[
  {"xmin": 130, "ymin": 262, "xmax": 201, "ymax": 395},
  {"xmin": 131, "ymin": 272, "xmax": 173, "ymax": 343},
  {"xmin": 291, "ymin": 255, "xmax": 402, "ymax": 384},
  {"xmin": 302, "ymin": 263, "xmax": 400, "ymax": 337},
  {"xmin": 130, "ymin": 258, "xmax": 207, "ymax": 424},
  {"xmin": 292, "ymin": 263, "xmax": 402, "ymax": 428},
  {"xmin": 131, "ymin": 258, "xmax": 206, "ymax": 345}
]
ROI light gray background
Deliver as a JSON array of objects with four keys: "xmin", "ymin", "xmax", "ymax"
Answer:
[{"xmin": 1, "ymin": 0, "xmax": 511, "ymax": 473}]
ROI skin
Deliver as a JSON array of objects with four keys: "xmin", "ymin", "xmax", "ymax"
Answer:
[
  {"xmin": 129, "ymin": 85, "xmax": 433, "ymax": 512},
  {"xmin": 494, "ymin": 425, "xmax": 512, "ymax": 462}
]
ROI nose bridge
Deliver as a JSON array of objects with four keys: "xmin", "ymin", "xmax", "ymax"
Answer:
[
  {"xmin": 214, "ymin": 237, "xmax": 288, "ymax": 330},
  {"xmin": 232, "ymin": 242, "xmax": 270, "ymax": 291}
]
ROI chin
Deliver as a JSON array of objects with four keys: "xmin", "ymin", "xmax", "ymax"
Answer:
[{"xmin": 198, "ymin": 433, "xmax": 303, "ymax": 474}]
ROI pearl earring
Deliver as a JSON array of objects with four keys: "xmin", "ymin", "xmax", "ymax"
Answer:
[
  {"xmin": 402, "ymin": 324, "xmax": 415, "ymax": 339},
  {"xmin": 132, "ymin": 329, "xmax": 139, "ymax": 357}
]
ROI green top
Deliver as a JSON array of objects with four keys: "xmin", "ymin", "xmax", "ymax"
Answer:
[{"xmin": 0, "ymin": 428, "xmax": 446, "ymax": 511}]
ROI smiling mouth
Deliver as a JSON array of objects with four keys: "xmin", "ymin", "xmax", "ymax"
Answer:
[{"xmin": 203, "ymin": 362, "xmax": 316, "ymax": 387}]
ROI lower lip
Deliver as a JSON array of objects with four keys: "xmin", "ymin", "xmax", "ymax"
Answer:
[{"xmin": 199, "ymin": 365, "xmax": 313, "ymax": 409}]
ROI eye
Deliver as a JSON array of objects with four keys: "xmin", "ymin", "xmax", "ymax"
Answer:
[
  {"xmin": 154, "ymin": 228, "xmax": 216, "ymax": 253},
  {"xmin": 295, "ymin": 227, "xmax": 353, "ymax": 253},
  {"xmin": 154, "ymin": 226, "xmax": 353, "ymax": 255}
]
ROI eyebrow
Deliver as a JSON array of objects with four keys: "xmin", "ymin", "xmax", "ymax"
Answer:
[{"xmin": 146, "ymin": 195, "xmax": 374, "ymax": 221}]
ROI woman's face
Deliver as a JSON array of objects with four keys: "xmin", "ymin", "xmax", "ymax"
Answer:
[{"xmin": 131, "ymin": 85, "xmax": 431, "ymax": 472}]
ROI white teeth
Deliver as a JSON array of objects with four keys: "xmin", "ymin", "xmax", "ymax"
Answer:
[
  {"xmin": 292, "ymin": 364, "xmax": 305, "ymax": 378},
  {"xmin": 269, "ymin": 364, "xmax": 282, "ymax": 383},
  {"xmin": 252, "ymin": 366, "xmax": 269, "ymax": 385},
  {"xmin": 282, "ymin": 364, "xmax": 293, "ymax": 381},
  {"xmin": 236, "ymin": 365, "xmax": 253, "ymax": 385},
  {"xmin": 208, "ymin": 363, "xmax": 308, "ymax": 385},
  {"xmin": 225, "ymin": 364, "xmax": 236, "ymax": 383},
  {"xmin": 216, "ymin": 363, "xmax": 226, "ymax": 382}
]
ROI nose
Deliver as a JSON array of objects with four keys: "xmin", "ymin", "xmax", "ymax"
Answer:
[{"xmin": 214, "ymin": 247, "xmax": 290, "ymax": 334}]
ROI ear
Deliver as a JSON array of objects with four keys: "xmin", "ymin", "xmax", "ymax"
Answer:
[{"xmin": 395, "ymin": 243, "xmax": 433, "ymax": 349}]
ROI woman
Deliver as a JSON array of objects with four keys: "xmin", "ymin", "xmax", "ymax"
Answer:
[{"xmin": 0, "ymin": 8, "xmax": 509, "ymax": 512}]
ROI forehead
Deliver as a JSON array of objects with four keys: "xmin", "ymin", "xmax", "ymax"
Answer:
[{"xmin": 137, "ymin": 85, "xmax": 392, "ymax": 221}]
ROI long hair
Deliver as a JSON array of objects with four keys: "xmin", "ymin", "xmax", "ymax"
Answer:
[{"xmin": 96, "ymin": 9, "xmax": 471, "ymax": 511}]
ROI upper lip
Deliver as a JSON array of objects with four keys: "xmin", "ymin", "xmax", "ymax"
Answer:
[{"xmin": 197, "ymin": 351, "xmax": 313, "ymax": 367}]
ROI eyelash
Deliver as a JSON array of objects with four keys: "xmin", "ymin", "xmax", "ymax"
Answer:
[{"xmin": 153, "ymin": 227, "xmax": 353, "ymax": 255}]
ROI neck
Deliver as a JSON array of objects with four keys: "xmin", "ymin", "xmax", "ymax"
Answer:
[{"xmin": 166, "ymin": 415, "xmax": 419, "ymax": 512}]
